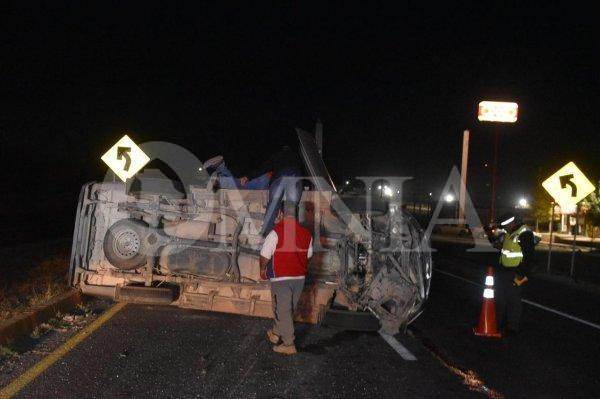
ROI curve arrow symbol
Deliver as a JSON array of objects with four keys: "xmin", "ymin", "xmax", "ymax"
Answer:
[
  {"xmin": 117, "ymin": 146, "xmax": 132, "ymax": 171},
  {"xmin": 559, "ymin": 174, "xmax": 577, "ymax": 197}
]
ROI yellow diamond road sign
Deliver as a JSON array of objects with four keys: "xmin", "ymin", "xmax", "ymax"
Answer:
[
  {"xmin": 542, "ymin": 162, "xmax": 595, "ymax": 209},
  {"xmin": 101, "ymin": 135, "xmax": 150, "ymax": 182}
]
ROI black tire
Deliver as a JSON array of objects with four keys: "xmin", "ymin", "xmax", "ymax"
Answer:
[
  {"xmin": 322, "ymin": 308, "xmax": 381, "ymax": 332},
  {"xmin": 103, "ymin": 219, "xmax": 150, "ymax": 270}
]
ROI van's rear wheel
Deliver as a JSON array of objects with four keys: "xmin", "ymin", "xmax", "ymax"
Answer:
[{"xmin": 103, "ymin": 219, "xmax": 149, "ymax": 270}]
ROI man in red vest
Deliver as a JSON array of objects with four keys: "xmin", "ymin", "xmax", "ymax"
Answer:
[{"xmin": 259, "ymin": 201, "xmax": 313, "ymax": 355}]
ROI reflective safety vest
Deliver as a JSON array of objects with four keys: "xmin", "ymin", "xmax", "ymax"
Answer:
[{"xmin": 500, "ymin": 225, "xmax": 530, "ymax": 267}]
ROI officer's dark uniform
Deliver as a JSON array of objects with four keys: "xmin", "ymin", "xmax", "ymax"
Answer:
[{"xmin": 495, "ymin": 214, "xmax": 535, "ymax": 334}]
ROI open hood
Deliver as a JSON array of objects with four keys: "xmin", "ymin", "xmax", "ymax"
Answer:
[{"xmin": 296, "ymin": 128, "xmax": 337, "ymax": 193}]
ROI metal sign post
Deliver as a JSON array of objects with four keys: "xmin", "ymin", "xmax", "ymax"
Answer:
[
  {"xmin": 570, "ymin": 204, "xmax": 579, "ymax": 278},
  {"xmin": 546, "ymin": 202, "xmax": 555, "ymax": 273},
  {"xmin": 489, "ymin": 128, "xmax": 499, "ymax": 223}
]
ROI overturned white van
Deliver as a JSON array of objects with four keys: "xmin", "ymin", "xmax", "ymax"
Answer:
[{"xmin": 69, "ymin": 130, "xmax": 431, "ymax": 333}]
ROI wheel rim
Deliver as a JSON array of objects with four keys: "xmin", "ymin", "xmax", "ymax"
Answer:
[{"xmin": 112, "ymin": 229, "xmax": 141, "ymax": 259}]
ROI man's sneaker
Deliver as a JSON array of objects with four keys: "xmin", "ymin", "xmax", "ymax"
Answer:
[
  {"xmin": 267, "ymin": 328, "xmax": 280, "ymax": 344},
  {"xmin": 202, "ymin": 155, "xmax": 224, "ymax": 173},
  {"xmin": 272, "ymin": 343, "xmax": 297, "ymax": 355}
]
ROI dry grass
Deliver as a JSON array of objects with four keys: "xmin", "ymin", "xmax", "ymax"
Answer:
[
  {"xmin": 0, "ymin": 345, "xmax": 17, "ymax": 359},
  {"xmin": 0, "ymin": 250, "xmax": 70, "ymax": 323}
]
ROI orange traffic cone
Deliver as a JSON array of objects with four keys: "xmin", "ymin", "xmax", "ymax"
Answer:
[{"xmin": 473, "ymin": 266, "xmax": 501, "ymax": 338}]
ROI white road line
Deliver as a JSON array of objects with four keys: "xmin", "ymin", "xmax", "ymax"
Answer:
[
  {"xmin": 436, "ymin": 268, "xmax": 600, "ymax": 331},
  {"xmin": 521, "ymin": 299, "xmax": 600, "ymax": 330},
  {"xmin": 379, "ymin": 330, "xmax": 417, "ymax": 361}
]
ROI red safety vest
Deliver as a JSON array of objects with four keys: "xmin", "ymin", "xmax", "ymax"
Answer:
[{"xmin": 271, "ymin": 217, "xmax": 312, "ymax": 278}]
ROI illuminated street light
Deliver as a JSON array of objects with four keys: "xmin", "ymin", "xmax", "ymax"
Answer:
[
  {"xmin": 377, "ymin": 185, "xmax": 382, "ymax": 190},
  {"xmin": 445, "ymin": 193, "xmax": 455, "ymax": 203},
  {"xmin": 383, "ymin": 186, "xmax": 393, "ymax": 197},
  {"xmin": 518, "ymin": 198, "xmax": 528, "ymax": 208},
  {"xmin": 345, "ymin": 180, "xmax": 350, "ymax": 185}
]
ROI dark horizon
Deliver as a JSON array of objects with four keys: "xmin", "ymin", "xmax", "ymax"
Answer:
[{"xmin": 2, "ymin": 2, "xmax": 599, "ymax": 242}]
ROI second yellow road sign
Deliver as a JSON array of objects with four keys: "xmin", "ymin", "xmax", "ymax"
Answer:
[{"xmin": 542, "ymin": 161, "xmax": 595, "ymax": 209}]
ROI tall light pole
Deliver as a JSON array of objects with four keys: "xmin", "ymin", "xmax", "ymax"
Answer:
[
  {"xmin": 477, "ymin": 101, "xmax": 519, "ymax": 223},
  {"xmin": 458, "ymin": 129, "xmax": 470, "ymax": 223}
]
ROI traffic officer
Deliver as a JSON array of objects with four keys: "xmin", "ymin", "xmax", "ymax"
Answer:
[
  {"xmin": 259, "ymin": 201, "xmax": 313, "ymax": 355},
  {"xmin": 495, "ymin": 212, "xmax": 535, "ymax": 336}
]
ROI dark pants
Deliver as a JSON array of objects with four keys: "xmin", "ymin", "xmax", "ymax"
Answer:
[
  {"xmin": 495, "ymin": 268, "xmax": 523, "ymax": 332},
  {"xmin": 270, "ymin": 278, "xmax": 305, "ymax": 345}
]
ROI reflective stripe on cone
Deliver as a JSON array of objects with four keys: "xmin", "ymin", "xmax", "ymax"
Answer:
[{"xmin": 474, "ymin": 266, "xmax": 502, "ymax": 338}]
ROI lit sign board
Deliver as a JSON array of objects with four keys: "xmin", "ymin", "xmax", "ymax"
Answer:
[{"xmin": 478, "ymin": 101, "xmax": 518, "ymax": 123}]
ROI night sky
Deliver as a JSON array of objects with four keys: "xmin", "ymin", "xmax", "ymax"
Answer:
[{"xmin": 1, "ymin": 2, "xmax": 599, "ymax": 241}]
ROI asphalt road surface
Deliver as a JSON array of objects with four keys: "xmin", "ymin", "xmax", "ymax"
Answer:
[
  {"xmin": 7, "ymin": 304, "xmax": 476, "ymax": 399},
  {"xmin": 416, "ymin": 240, "xmax": 600, "ymax": 398},
  {"xmin": 2, "ymin": 240, "xmax": 599, "ymax": 398}
]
